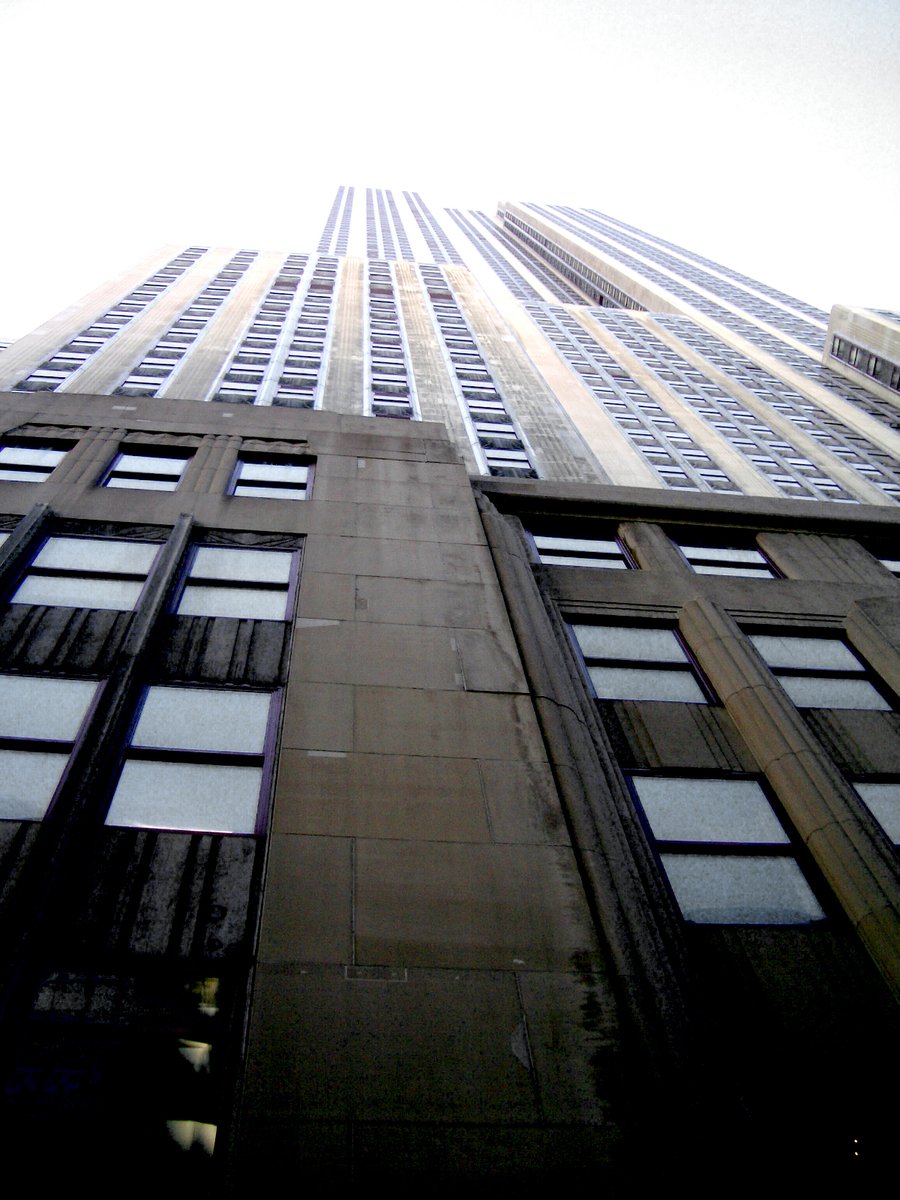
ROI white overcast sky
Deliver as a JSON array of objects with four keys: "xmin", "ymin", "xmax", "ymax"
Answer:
[{"xmin": 0, "ymin": 0, "xmax": 898, "ymax": 338}]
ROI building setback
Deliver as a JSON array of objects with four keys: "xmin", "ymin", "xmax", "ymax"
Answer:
[{"xmin": 0, "ymin": 192, "xmax": 898, "ymax": 1192}]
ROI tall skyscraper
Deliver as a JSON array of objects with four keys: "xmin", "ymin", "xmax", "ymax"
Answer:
[{"xmin": 0, "ymin": 191, "xmax": 898, "ymax": 1192}]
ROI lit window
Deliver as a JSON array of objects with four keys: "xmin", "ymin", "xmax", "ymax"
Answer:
[
  {"xmin": 230, "ymin": 456, "xmax": 311, "ymax": 500},
  {"xmin": 677, "ymin": 542, "xmax": 775, "ymax": 578},
  {"xmin": 0, "ymin": 673, "xmax": 99, "ymax": 819},
  {"xmin": 852, "ymin": 781, "xmax": 900, "ymax": 845},
  {"xmin": 175, "ymin": 546, "xmax": 295, "ymax": 620},
  {"xmin": 10, "ymin": 537, "xmax": 160, "ymax": 611},
  {"xmin": 748, "ymin": 633, "xmax": 891, "ymax": 710},
  {"xmin": 105, "ymin": 686, "xmax": 275, "ymax": 834},
  {"xmin": 0, "ymin": 443, "xmax": 69, "ymax": 483},
  {"xmin": 572, "ymin": 623, "xmax": 709, "ymax": 703},
  {"xmin": 533, "ymin": 534, "xmax": 631, "ymax": 569},
  {"xmin": 103, "ymin": 451, "xmax": 192, "ymax": 491},
  {"xmin": 629, "ymin": 774, "xmax": 825, "ymax": 924}
]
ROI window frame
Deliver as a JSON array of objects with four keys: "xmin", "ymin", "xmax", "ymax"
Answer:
[
  {"xmin": 673, "ymin": 536, "xmax": 778, "ymax": 579},
  {"xmin": 172, "ymin": 543, "xmax": 301, "ymax": 622},
  {"xmin": 529, "ymin": 529, "xmax": 634, "ymax": 571},
  {"xmin": 625, "ymin": 769, "xmax": 827, "ymax": 925},
  {"xmin": 104, "ymin": 683, "xmax": 282, "ymax": 836},
  {"xmin": 569, "ymin": 619, "xmax": 716, "ymax": 705},
  {"xmin": 746, "ymin": 628, "xmax": 896, "ymax": 711},
  {"xmin": 8, "ymin": 534, "xmax": 163, "ymax": 612},
  {"xmin": 0, "ymin": 439, "xmax": 72, "ymax": 484},
  {"xmin": 227, "ymin": 453, "xmax": 314, "ymax": 501}
]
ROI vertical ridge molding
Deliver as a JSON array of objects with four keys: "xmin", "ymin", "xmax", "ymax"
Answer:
[
  {"xmin": 679, "ymin": 597, "xmax": 900, "ymax": 999},
  {"xmin": 475, "ymin": 490, "xmax": 696, "ymax": 1096},
  {"xmin": 0, "ymin": 514, "xmax": 195, "ymax": 1031},
  {"xmin": 0, "ymin": 504, "xmax": 52, "ymax": 594},
  {"xmin": 846, "ymin": 596, "xmax": 900, "ymax": 698},
  {"xmin": 618, "ymin": 521, "xmax": 690, "ymax": 573}
]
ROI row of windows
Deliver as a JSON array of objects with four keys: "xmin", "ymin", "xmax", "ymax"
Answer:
[
  {"xmin": 366, "ymin": 262, "xmax": 419, "ymax": 419},
  {"xmin": 0, "ymin": 672, "xmax": 276, "ymax": 835},
  {"xmin": 830, "ymin": 335, "xmax": 900, "ymax": 394},
  {"xmin": 9, "ymin": 536, "xmax": 298, "ymax": 621},
  {"xmin": 532, "ymin": 531, "xmax": 899, "ymax": 580},
  {"xmin": 0, "ymin": 441, "xmax": 312, "ymax": 500}
]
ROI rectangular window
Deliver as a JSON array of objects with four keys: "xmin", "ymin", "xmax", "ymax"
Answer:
[
  {"xmin": 175, "ymin": 545, "xmax": 295, "ymax": 620},
  {"xmin": 230, "ymin": 456, "xmax": 311, "ymax": 500},
  {"xmin": 852, "ymin": 781, "xmax": 900, "ymax": 845},
  {"xmin": 533, "ymin": 534, "xmax": 631, "ymax": 570},
  {"xmin": 629, "ymin": 774, "xmax": 825, "ymax": 924},
  {"xmin": 677, "ymin": 542, "xmax": 775, "ymax": 578},
  {"xmin": 572, "ymin": 623, "xmax": 710, "ymax": 703},
  {"xmin": 0, "ymin": 673, "xmax": 99, "ymax": 820},
  {"xmin": 0, "ymin": 443, "xmax": 69, "ymax": 483},
  {"xmin": 105, "ymin": 685, "xmax": 276, "ymax": 834},
  {"xmin": 103, "ymin": 451, "xmax": 192, "ymax": 491},
  {"xmin": 748, "ymin": 633, "xmax": 892, "ymax": 710},
  {"xmin": 10, "ymin": 536, "xmax": 160, "ymax": 611}
]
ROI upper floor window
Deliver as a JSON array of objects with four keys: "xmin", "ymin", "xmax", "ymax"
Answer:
[
  {"xmin": 175, "ymin": 546, "xmax": 296, "ymax": 620},
  {"xmin": 628, "ymin": 773, "xmax": 825, "ymax": 924},
  {"xmin": 677, "ymin": 541, "xmax": 775, "ymax": 579},
  {"xmin": 230, "ymin": 455, "xmax": 312, "ymax": 501},
  {"xmin": 9, "ymin": 536, "xmax": 160, "ymax": 612},
  {"xmin": 103, "ymin": 450, "xmax": 192, "ymax": 491},
  {"xmin": 572, "ymin": 623, "xmax": 710, "ymax": 703},
  {"xmin": 0, "ymin": 442, "xmax": 70, "ymax": 484},
  {"xmin": 748, "ymin": 633, "xmax": 892, "ymax": 710},
  {"xmin": 105, "ymin": 685, "xmax": 276, "ymax": 834},
  {"xmin": 0, "ymin": 673, "xmax": 100, "ymax": 820},
  {"xmin": 533, "ymin": 534, "xmax": 631, "ymax": 570},
  {"xmin": 852, "ymin": 781, "xmax": 900, "ymax": 845}
]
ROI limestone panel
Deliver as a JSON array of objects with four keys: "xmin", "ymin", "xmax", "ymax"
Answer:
[
  {"xmin": 478, "ymin": 759, "xmax": 570, "ymax": 845},
  {"xmin": 258, "ymin": 834, "xmax": 353, "ymax": 964}
]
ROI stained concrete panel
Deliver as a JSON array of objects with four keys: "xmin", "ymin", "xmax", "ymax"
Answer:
[
  {"xmin": 258, "ymin": 834, "xmax": 353, "ymax": 964},
  {"xmin": 281, "ymin": 681, "xmax": 354, "ymax": 752},
  {"xmin": 352, "ymin": 573, "xmax": 513, "ymax": 632},
  {"xmin": 273, "ymin": 750, "xmax": 491, "ymax": 842},
  {"xmin": 291, "ymin": 621, "xmax": 463, "ymax": 690},
  {"xmin": 478, "ymin": 759, "xmax": 569, "ymax": 845},
  {"xmin": 354, "ymin": 840, "xmax": 600, "ymax": 970}
]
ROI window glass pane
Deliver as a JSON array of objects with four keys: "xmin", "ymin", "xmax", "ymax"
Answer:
[
  {"xmin": 0, "ymin": 675, "xmax": 97, "ymax": 739},
  {"xmin": 692, "ymin": 565, "xmax": 773, "ymax": 578},
  {"xmin": 633, "ymin": 776, "xmax": 789, "ymax": 843},
  {"xmin": 106, "ymin": 761, "xmax": 262, "ymax": 834},
  {"xmin": 132, "ymin": 687, "xmax": 270, "ymax": 753},
  {"xmin": 749, "ymin": 634, "xmax": 861, "ymax": 671},
  {"xmin": 177, "ymin": 585, "xmax": 286, "ymax": 621},
  {"xmin": 535, "ymin": 536, "xmax": 620, "ymax": 555},
  {"xmin": 13, "ymin": 576, "xmax": 144, "ymax": 611},
  {"xmin": 32, "ymin": 537, "xmax": 158, "ymax": 574},
  {"xmin": 681, "ymin": 546, "xmax": 766, "ymax": 564},
  {"xmin": 855, "ymin": 783, "xmax": 900, "ymax": 842},
  {"xmin": 233, "ymin": 484, "xmax": 307, "ymax": 500},
  {"xmin": 105, "ymin": 477, "xmax": 177, "ymax": 491},
  {"xmin": 779, "ymin": 675, "xmax": 890, "ymax": 710},
  {"xmin": 588, "ymin": 665, "xmax": 706, "ymax": 703},
  {"xmin": 0, "ymin": 447, "xmax": 65, "ymax": 468},
  {"xmin": 661, "ymin": 854, "xmax": 825, "ymax": 923},
  {"xmin": 190, "ymin": 547, "xmax": 292, "ymax": 583},
  {"xmin": 114, "ymin": 454, "xmax": 187, "ymax": 476},
  {"xmin": 238, "ymin": 462, "xmax": 308, "ymax": 483},
  {"xmin": 574, "ymin": 624, "xmax": 688, "ymax": 663},
  {"xmin": 540, "ymin": 555, "xmax": 627, "ymax": 569},
  {"xmin": 0, "ymin": 750, "xmax": 69, "ymax": 819}
]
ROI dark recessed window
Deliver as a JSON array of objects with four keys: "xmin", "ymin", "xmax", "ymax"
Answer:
[
  {"xmin": 628, "ymin": 773, "xmax": 825, "ymax": 924},
  {"xmin": 572, "ymin": 623, "xmax": 710, "ymax": 703},
  {"xmin": 748, "ymin": 633, "xmax": 892, "ymax": 710}
]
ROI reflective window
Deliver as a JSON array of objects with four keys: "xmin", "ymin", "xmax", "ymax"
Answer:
[
  {"xmin": 533, "ymin": 534, "xmax": 631, "ymax": 570},
  {"xmin": 230, "ymin": 456, "xmax": 311, "ymax": 500},
  {"xmin": 106, "ymin": 686, "xmax": 274, "ymax": 834},
  {"xmin": 749, "ymin": 633, "xmax": 891, "ymax": 710},
  {"xmin": 0, "ymin": 673, "xmax": 99, "ymax": 819},
  {"xmin": 11, "ymin": 537, "xmax": 160, "ymax": 611},
  {"xmin": 103, "ymin": 451, "xmax": 191, "ymax": 491},
  {"xmin": 677, "ymin": 542, "xmax": 775, "ymax": 578},
  {"xmin": 0, "ymin": 443, "xmax": 69, "ymax": 483},
  {"xmin": 630, "ymin": 774, "xmax": 825, "ymax": 924},
  {"xmin": 175, "ymin": 546, "xmax": 295, "ymax": 620},
  {"xmin": 572, "ymin": 623, "xmax": 709, "ymax": 703}
]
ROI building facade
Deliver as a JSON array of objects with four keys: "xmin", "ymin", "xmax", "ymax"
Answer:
[{"xmin": 0, "ymin": 193, "xmax": 898, "ymax": 1191}]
